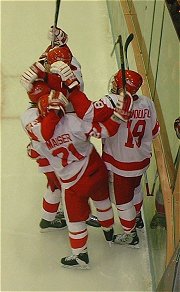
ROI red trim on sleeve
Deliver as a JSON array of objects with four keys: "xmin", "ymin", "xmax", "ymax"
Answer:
[
  {"xmin": 41, "ymin": 111, "xmax": 61, "ymax": 141},
  {"xmin": 102, "ymin": 118, "xmax": 120, "ymax": 136},
  {"xmin": 68, "ymin": 89, "xmax": 92, "ymax": 119},
  {"xmin": 152, "ymin": 121, "xmax": 160, "ymax": 137},
  {"xmin": 93, "ymin": 105, "xmax": 113, "ymax": 122}
]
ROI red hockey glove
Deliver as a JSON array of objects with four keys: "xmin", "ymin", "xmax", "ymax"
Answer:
[
  {"xmin": 48, "ymin": 90, "xmax": 69, "ymax": 114},
  {"xmin": 113, "ymin": 91, "xmax": 133, "ymax": 122},
  {"xmin": 20, "ymin": 68, "xmax": 38, "ymax": 92},
  {"xmin": 30, "ymin": 62, "xmax": 46, "ymax": 78},
  {"xmin": 20, "ymin": 62, "xmax": 46, "ymax": 92},
  {"xmin": 38, "ymin": 90, "xmax": 68, "ymax": 116},
  {"xmin": 50, "ymin": 61, "xmax": 79, "ymax": 90}
]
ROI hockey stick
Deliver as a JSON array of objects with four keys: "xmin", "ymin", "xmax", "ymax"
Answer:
[
  {"xmin": 122, "ymin": 33, "xmax": 152, "ymax": 196},
  {"xmin": 144, "ymin": 171, "xmax": 151, "ymax": 196},
  {"xmin": 111, "ymin": 33, "xmax": 134, "ymax": 61},
  {"xmin": 118, "ymin": 35, "xmax": 126, "ymax": 95},
  {"xmin": 52, "ymin": 0, "xmax": 61, "ymax": 47},
  {"xmin": 124, "ymin": 33, "xmax": 134, "ymax": 70}
]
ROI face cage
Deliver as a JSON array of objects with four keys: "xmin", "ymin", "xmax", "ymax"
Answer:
[{"xmin": 108, "ymin": 75, "xmax": 119, "ymax": 94}]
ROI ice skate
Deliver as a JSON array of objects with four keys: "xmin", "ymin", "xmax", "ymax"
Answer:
[
  {"xmin": 61, "ymin": 250, "xmax": 89, "ymax": 269},
  {"xmin": 55, "ymin": 210, "xmax": 65, "ymax": 220},
  {"xmin": 39, "ymin": 218, "xmax": 67, "ymax": 232},
  {"xmin": 103, "ymin": 227, "xmax": 114, "ymax": 246},
  {"xmin": 113, "ymin": 229, "xmax": 140, "ymax": 248},
  {"xmin": 86, "ymin": 215, "xmax": 101, "ymax": 227},
  {"xmin": 136, "ymin": 212, "xmax": 144, "ymax": 229}
]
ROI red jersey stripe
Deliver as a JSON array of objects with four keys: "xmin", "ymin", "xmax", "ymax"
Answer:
[{"xmin": 102, "ymin": 152, "xmax": 150, "ymax": 171}]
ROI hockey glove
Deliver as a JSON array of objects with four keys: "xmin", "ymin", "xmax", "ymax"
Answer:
[
  {"xmin": 48, "ymin": 90, "xmax": 69, "ymax": 114},
  {"xmin": 20, "ymin": 68, "xmax": 38, "ymax": 92},
  {"xmin": 30, "ymin": 62, "xmax": 46, "ymax": 78},
  {"xmin": 113, "ymin": 91, "xmax": 133, "ymax": 122},
  {"xmin": 20, "ymin": 62, "xmax": 46, "ymax": 92},
  {"xmin": 50, "ymin": 61, "xmax": 79, "ymax": 89},
  {"xmin": 48, "ymin": 26, "xmax": 68, "ymax": 46}
]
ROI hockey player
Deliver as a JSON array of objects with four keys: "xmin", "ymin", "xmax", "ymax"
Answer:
[
  {"xmin": 23, "ymin": 80, "xmax": 67, "ymax": 231},
  {"xmin": 21, "ymin": 87, "xmax": 133, "ymax": 269},
  {"xmin": 50, "ymin": 61, "xmax": 160, "ymax": 247},
  {"xmin": 20, "ymin": 26, "xmax": 99, "ymax": 227}
]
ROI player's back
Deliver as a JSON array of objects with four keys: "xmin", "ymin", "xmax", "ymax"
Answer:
[
  {"xmin": 42, "ymin": 113, "xmax": 95, "ymax": 187},
  {"xmin": 102, "ymin": 95, "xmax": 160, "ymax": 177}
]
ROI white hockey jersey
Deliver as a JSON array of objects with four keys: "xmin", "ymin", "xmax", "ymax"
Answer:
[
  {"xmin": 68, "ymin": 91, "xmax": 160, "ymax": 177},
  {"xmin": 21, "ymin": 108, "xmax": 120, "ymax": 188},
  {"xmin": 102, "ymin": 95, "xmax": 160, "ymax": 176}
]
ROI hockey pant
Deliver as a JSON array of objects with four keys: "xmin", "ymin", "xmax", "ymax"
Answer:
[
  {"xmin": 41, "ymin": 172, "xmax": 62, "ymax": 221},
  {"xmin": 113, "ymin": 173, "xmax": 142, "ymax": 233},
  {"xmin": 61, "ymin": 149, "xmax": 114, "ymax": 255}
]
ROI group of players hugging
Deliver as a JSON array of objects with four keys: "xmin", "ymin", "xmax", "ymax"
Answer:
[{"xmin": 20, "ymin": 26, "xmax": 160, "ymax": 269}]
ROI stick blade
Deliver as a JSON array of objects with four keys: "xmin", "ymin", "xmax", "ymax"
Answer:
[{"xmin": 124, "ymin": 33, "xmax": 134, "ymax": 52}]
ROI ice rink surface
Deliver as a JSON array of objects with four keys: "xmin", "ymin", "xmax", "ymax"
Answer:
[{"xmin": 1, "ymin": 1, "xmax": 152, "ymax": 291}]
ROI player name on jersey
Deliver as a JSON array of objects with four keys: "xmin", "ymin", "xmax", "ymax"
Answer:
[
  {"xmin": 46, "ymin": 134, "xmax": 72, "ymax": 150},
  {"xmin": 131, "ymin": 108, "xmax": 151, "ymax": 119}
]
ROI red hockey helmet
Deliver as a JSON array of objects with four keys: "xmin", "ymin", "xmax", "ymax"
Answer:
[
  {"xmin": 47, "ymin": 46, "xmax": 72, "ymax": 65},
  {"xmin": 110, "ymin": 70, "xmax": 143, "ymax": 95},
  {"xmin": 28, "ymin": 80, "xmax": 50, "ymax": 103}
]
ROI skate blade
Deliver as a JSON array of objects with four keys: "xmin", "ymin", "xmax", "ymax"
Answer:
[
  {"xmin": 61, "ymin": 264, "xmax": 90, "ymax": 270},
  {"xmin": 40, "ymin": 226, "xmax": 67, "ymax": 233}
]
